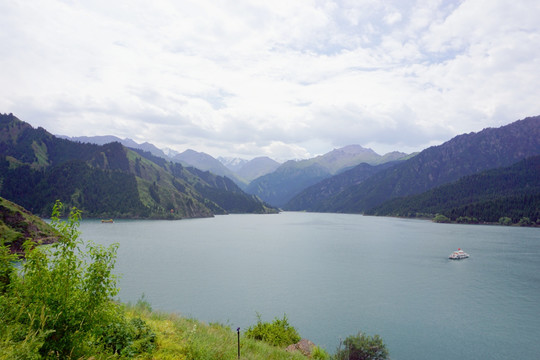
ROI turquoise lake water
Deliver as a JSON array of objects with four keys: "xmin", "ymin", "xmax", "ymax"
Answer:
[{"xmin": 79, "ymin": 212, "xmax": 540, "ymax": 359}]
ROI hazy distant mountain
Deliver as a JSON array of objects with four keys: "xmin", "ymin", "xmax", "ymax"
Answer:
[
  {"xmin": 61, "ymin": 135, "xmax": 169, "ymax": 159},
  {"xmin": 236, "ymin": 157, "xmax": 281, "ymax": 182},
  {"xmin": 218, "ymin": 157, "xmax": 249, "ymax": 172},
  {"xmin": 1, "ymin": 114, "xmax": 276, "ymax": 218},
  {"xmin": 316, "ymin": 116, "xmax": 540, "ymax": 213},
  {"xmin": 246, "ymin": 161, "xmax": 331, "ymax": 208},
  {"xmin": 245, "ymin": 145, "xmax": 409, "ymax": 207},
  {"xmin": 162, "ymin": 147, "xmax": 179, "ymax": 158},
  {"xmin": 172, "ymin": 149, "xmax": 246, "ymax": 186},
  {"xmin": 218, "ymin": 156, "xmax": 281, "ymax": 182}
]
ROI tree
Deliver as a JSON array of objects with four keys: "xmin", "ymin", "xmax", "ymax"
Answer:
[{"xmin": 335, "ymin": 332, "xmax": 389, "ymax": 360}]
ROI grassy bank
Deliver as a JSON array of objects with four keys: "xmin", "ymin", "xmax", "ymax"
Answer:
[{"xmin": 118, "ymin": 302, "xmax": 311, "ymax": 360}]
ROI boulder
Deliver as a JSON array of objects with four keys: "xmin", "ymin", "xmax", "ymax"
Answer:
[{"xmin": 286, "ymin": 338, "xmax": 316, "ymax": 356}]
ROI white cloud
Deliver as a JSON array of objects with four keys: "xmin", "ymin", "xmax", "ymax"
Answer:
[{"xmin": 1, "ymin": 0, "xmax": 540, "ymax": 160}]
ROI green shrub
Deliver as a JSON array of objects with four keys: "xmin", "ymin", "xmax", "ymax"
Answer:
[
  {"xmin": 499, "ymin": 216, "xmax": 513, "ymax": 226},
  {"xmin": 433, "ymin": 214, "xmax": 451, "ymax": 223},
  {"xmin": 312, "ymin": 345, "xmax": 330, "ymax": 359},
  {"xmin": 456, "ymin": 216, "xmax": 479, "ymax": 224},
  {"xmin": 0, "ymin": 200, "xmax": 138, "ymax": 359},
  {"xmin": 244, "ymin": 313, "xmax": 301, "ymax": 347},
  {"xmin": 335, "ymin": 332, "xmax": 389, "ymax": 360}
]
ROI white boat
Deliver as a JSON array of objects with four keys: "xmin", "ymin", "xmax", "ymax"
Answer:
[{"xmin": 449, "ymin": 248, "xmax": 469, "ymax": 260}]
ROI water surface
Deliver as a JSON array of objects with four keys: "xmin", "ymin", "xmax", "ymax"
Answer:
[{"xmin": 79, "ymin": 212, "xmax": 540, "ymax": 359}]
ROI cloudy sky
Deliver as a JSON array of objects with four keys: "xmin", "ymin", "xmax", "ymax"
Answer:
[{"xmin": 1, "ymin": 0, "xmax": 539, "ymax": 160}]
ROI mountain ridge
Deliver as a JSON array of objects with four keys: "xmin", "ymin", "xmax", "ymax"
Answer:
[
  {"xmin": 0, "ymin": 114, "xmax": 276, "ymax": 218},
  {"xmin": 245, "ymin": 145, "xmax": 410, "ymax": 207},
  {"xmin": 308, "ymin": 116, "xmax": 540, "ymax": 213},
  {"xmin": 365, "ymin": 155, "xmax": 540, "ymax": 223}
]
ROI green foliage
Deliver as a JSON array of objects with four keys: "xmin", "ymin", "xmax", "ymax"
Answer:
[
  {"xmin": 97, "ymin": 316, "xmax": 156, "ymax": 357},
  {"xmin": 312, "ymin": 345, "xmax": 331, "ymax": 359},
  {"xmin": 244, "ymin": 313, "xmax": 301, "ymax": 347},
  {"xmin": 518, "ymin": 217, "xmax": 532, "ymax": 226},
  {"xmin": 335, "ymin": 332, "xmax": 389, "ymax": 360},
  {"xmin": 433, "ymin": 214, "xmax": 450, "ymax": 223},
  {"xmin": 456, "ymin": 216, "xmax": 479, "ymax": 224},
  {"xmin": 499, "ymin": 216, "xmax": 512, "ymax": 226},
  {"xmin": 0, "ymin": 200, "xmax": 154, "ymax": 359},
  {"xmin": 0, "ymin": 243, "xmax": 17, "ymax": 293}
]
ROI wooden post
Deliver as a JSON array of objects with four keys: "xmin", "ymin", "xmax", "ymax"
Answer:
[{"xmin": 237, "ymin": 327, "xmax": 241, "ymax": 359}]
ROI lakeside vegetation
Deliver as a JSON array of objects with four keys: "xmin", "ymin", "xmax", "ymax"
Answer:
[{"xmin": 1, "ymin": 201, "xmax": 387, "ymax": 359}]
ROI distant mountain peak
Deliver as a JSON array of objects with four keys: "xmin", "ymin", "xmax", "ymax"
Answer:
[{"xmin": 333, "ymin": 144, "xmax": 377, "ymax": 155}]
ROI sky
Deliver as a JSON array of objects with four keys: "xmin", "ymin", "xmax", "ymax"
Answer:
[{"xmin": 1, "ymin": 0, "xmax": 540, "ymax": 161}]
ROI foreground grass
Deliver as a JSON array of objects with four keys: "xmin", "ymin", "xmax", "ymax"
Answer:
[{"xmin": 118, "ymin": 304, "xmax": 310, "ymax": 360}]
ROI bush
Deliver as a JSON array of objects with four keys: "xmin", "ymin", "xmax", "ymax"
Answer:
[
  {"xmin": 456, "ymin": 216, "xmax": 479, "ymax": 224},
  {"xmin": 244, "ymin": 313, "xmax": 301, "ymax": 347},
  {"xmin": 312, "ymin": 345, "xmax": 330, "ymax": 359},
  {"xmin": 0, "ymin": 200, "xmax": 154, "ymax": 359},
  {"xmin": 335, "ymin": 332, "xmax": 389, "ymax": 360},
  {"xmin": 433, "ymin": 214, "xmax": 451, "ymax": 223},
  {"xmin": 499, "ymin": 216, "xmax": 513, "ymax": 226}
]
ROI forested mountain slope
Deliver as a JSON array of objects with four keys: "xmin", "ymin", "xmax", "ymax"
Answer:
[
  {"xmin": 284, "ymin": 161, "xmax": 397, "ymax": 211},
  {"xmin": 0, "ymin": 113, "xmax": 275, "ymax": 218},
  {"xmin": 311, "ymin": 116, "xmax": 540, "ymax": 213},
  {"xmin": 366, "ymin": 155, "xmax": 540, "ymax": 223}
]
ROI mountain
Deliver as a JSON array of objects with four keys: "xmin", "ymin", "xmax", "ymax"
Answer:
[
  {"xmin": 235, "ymin": 157, "xmax": 281, "ymax": 182},
  {"xmin": 315, "ymin": 116, "xmax": 540, "ymax": 213},
  {"xmin": 365, "ymin": 155, "xmax": 540, "ymax": 224},
  {"xmin": 172, "ymin": 149, "xmax": 247, "ymax": 187},
  {"xmin": 284, "ymin": 161, "xmax": 398, "ymax": 211},
  {"xmin": 0, "ymin": 113, "xmax": 276, "ymax": 218},
  {"xmin": 246, "ymin": 161, "xmax": 331, "ymax": 208},
  {"xmin": 162, "ymin": 147, "xmax": 180, "ymax": 158},
  {"xmin": 0, "ymin": 196, "xmax": 58, "ymax": 255},
  {"xmin": 60, "ymin": 135, "xmax": 169, "ymax": 159},
  {"xmin": 245, "ymin": 145, "xmax": 409, "ymax": 207},
  {"xmin": 218, "ymin": 156, "xmax": 249, "ymax": 172}
]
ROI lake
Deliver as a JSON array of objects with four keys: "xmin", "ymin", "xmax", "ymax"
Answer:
[{"xmin": 79, "ymin": 212, "xmax": 540, "ymax": 359}]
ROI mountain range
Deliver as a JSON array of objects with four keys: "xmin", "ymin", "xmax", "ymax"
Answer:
[
  {"xmin": 288, "ymin": 116, "xmax": 540, "ymax": 220},
  {"xmin": 0, "ymin": 114, "xmax": 276, "ymax": 219},
  {"xmin": 4, "ymin": 112, "xmax": 539, "ymax": 224},
  {"xmin": 61, "ymin": 135, "xmax": 281, "ymax": 187},
  {"xmin": 246, "ymin": 145, "xmax": 410, "ymax": 207}
]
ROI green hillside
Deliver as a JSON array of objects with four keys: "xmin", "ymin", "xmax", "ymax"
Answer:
[
  {"xmin": 0, "ymin": 196, "xmax": 58, "ymax": 255},
  {"xmin": 366, "ymin": 156, "xmax": 540, "ymax": 224},
  {"xmin": 0, "ymin": 114, "xmax": 276, "ymax": 218},
  {"xmin": 316, "ymin": 116, "xmax": 540, "ymax": 213},
  {"xmin": 284, "ymin": 161, "xmax": 397, "ymax": 211}
]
